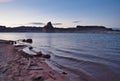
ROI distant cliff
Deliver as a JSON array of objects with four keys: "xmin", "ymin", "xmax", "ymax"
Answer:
[
  {"xmin": 0, "ymin": 26, "xmax": 43, "ymax": 32},
  {"xmin": 75, "ymin": 25, "xmax": 113, "ymax": 33},
  {"xmin": 0, "ymin": 22, "xmax": 120, "ymax": 34}
]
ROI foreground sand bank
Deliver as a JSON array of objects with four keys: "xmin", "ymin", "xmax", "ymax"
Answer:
[{"xmin": 0, "ymin": 40, "xmax": 69, "ymax": 81}]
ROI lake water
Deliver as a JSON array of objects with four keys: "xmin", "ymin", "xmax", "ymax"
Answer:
[{"xmin": 0, "ymin": 33, "xmax": 120, "ymax": 81}]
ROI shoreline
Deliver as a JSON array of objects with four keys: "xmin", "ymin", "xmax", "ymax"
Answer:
[
  {"xmin": 0, "ymin": 31, "xmax": 120, "ymax": 34},
  {"xmin": 0, "ymin": 40, "xmax": 69, "ymax": 81}
]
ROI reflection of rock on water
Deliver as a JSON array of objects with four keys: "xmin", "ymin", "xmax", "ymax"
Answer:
[
  {"xmin": 46, "ymin": 34, "xmax": 52, "ymax": 49},
  {"xmin": 25, "ymin": 33, "xmax": 33, "ymax": 39}
]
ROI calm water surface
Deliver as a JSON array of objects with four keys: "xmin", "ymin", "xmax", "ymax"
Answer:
[{"xmin": 0, "ymin": 33, "xmax": 120, "ymax": 81}]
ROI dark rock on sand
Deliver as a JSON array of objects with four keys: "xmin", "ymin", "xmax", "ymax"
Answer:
[
  {"xmin": 32, "ymin": 76, "xmax": 44, "ymax": 81},
  {"xmin": 62, "ymin": 72, "xmax": 67, "ymax": 75},
  {"xmin": 22, "ymin": 39, "xmax": 26, "ymax": 42},
  {"xmin": 43, "ymin": 54, "xmax": 51, "ymax": 59},
  {"xmin": 26, "ymin": 39, "xmax": 33, "ymax": 43},
  {"xmin": 36, "ymin": 51, "xmax": 43, "ymax": 57},
  {"xmin": 22, "ymin": 39, "xmax": 33, "ymax": 43},
  {"xmin": 29, "ymin": 46, "xmax": 33, "ymax": 50}
]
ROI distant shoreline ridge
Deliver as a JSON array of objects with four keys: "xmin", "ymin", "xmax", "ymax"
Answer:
[{"xmin": 0, "ymin": 22, "xmax": 120, "ymax": 33}]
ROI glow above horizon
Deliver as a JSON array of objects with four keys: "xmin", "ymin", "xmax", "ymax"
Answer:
[{"xmin": 0, "ymin": 0, "xmax": 120, "ymax": 28}]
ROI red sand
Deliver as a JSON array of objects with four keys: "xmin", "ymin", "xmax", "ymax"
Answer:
[{"xmin": 0, "ymin": 40, "xmax": 69, "ymax": 81}]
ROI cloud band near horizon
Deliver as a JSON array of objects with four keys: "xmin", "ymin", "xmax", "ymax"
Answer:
[{"xmin": 29, "ymin": 22, "xmax": 63, "ymax": 26}]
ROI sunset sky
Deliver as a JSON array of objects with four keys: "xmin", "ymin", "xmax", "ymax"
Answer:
[{"xmin": 0, "ymin": 0, "xmax": 120, "ymax": 28}]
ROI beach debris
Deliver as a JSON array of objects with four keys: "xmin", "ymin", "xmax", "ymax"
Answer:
[
  {"xmin": 48, "ymin": 72, "xmax": 56, "ymax": 80},
  {"xmin": 36, "ymin": 51, "xmax": 43, "ymax": 57},
  {"xmin": 62, "ymin": 72, "xmax": 67, "ymax": 75},
  {"xmin": 7, "ymin": 40, "xmax": 16, "ymax": 45},
  {"xmin": 14, "ymin": 45, "xmax": 26, "ymax": 47},
  {"xmin": 0, "ymin": 65, "xmax": 14, "ymax": 77},
  {"xmin": 22, "ymin": 39, "xmax": 26, "ymax": 42},
  {"xmin": 29, "ymin": 46, "xmax": 33, "ymax": 50},
  {"xmin": 22, "ymin": 47, "xmax": 50, "ymax": 58},
  {"xmin": 27, "ymin": 67, "xmax": 43, "ymax": 70},
  {"xmin": 43, "ymin": 54, "xmax": 51, "ymax": 59},
  {"xmin": 14, "ymin": 41, "xmax": 17, "ymax": 44},
  {"xmin": 29, "ymin": 60, "xmax": 38, "ymax": 66},
  {"xmin": 1, "ymin": 67, "xmax": 10, "ymax": 74},
  {"xmin": 49, "ymin": 71, "xmax": 55, "ymax": 76},
  {"xmin": 0, "ymin": 40, "xmax": 16, "ymax": 45},
  {"xmin": 9, "ymin": 41, "xmax": 14, "ymax": 44},
  {"xmin": 26, "ymin": 39, "xmax": 33, "ymax": 43},
  {"xmin": 32, "ymin": 76, "xmax": 44, "ymax": 81},
  {"xmin": 21, "ymin": 39, "xmax": 33, "ymax": 43}
]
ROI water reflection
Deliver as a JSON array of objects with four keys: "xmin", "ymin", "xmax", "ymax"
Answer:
[
  {"xmin": 46, "ymin": 34, "xmax": 52, "ymax": 48},
  {"xmin": 0, "ymin": 33, "xmax": 19, "ymax": 40},
  {"xmin": 25, "ymin": 33, "xmax": 33, "ymax": 39}
]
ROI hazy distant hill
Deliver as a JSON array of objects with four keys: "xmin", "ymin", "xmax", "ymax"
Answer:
[{"xmin": 0, "ymin": 26, "xmax": 43, "ymax": 32}]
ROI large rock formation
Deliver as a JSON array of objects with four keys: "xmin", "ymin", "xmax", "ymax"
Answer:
[
  {"xmin": 76, "ymin": 25, "xmax": 113, "ymax": 33},
  {"xmin": 43, "ymin": 22, "xmax": 55, "ymax": 33}
]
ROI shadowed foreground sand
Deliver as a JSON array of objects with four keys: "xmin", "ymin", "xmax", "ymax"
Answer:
[{"xmin": 0, "ymin": 40, "xmax": 69, "ymax": 81}]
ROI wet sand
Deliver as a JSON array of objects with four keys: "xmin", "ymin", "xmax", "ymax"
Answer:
[{"xmin": 0, "ymin": 40, "xmax": 69, "ymax": 81}]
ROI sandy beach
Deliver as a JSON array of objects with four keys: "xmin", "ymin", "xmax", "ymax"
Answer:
[{"xmin": 0, "ymin": 40, "xmax": 69, "ymax": 81}]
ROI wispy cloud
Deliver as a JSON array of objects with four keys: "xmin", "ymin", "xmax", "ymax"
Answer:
[
  {"xmin": 53, "ymin": 23, "xmax": 63, "ymax": 25},
  {"xmin": 29, "ymin": 22, "xmax": 63, "ymax": 26},
  {"xmin": 29, "ymin": 22, "xmax": 45, "ymax": 25},
  {"xmin": 73, "ymin": 21, "xmax": 81, "ymax": 23},
  {"xmin": 0, "ymin": 0, "xmax": 14, "ymax": 3}
]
